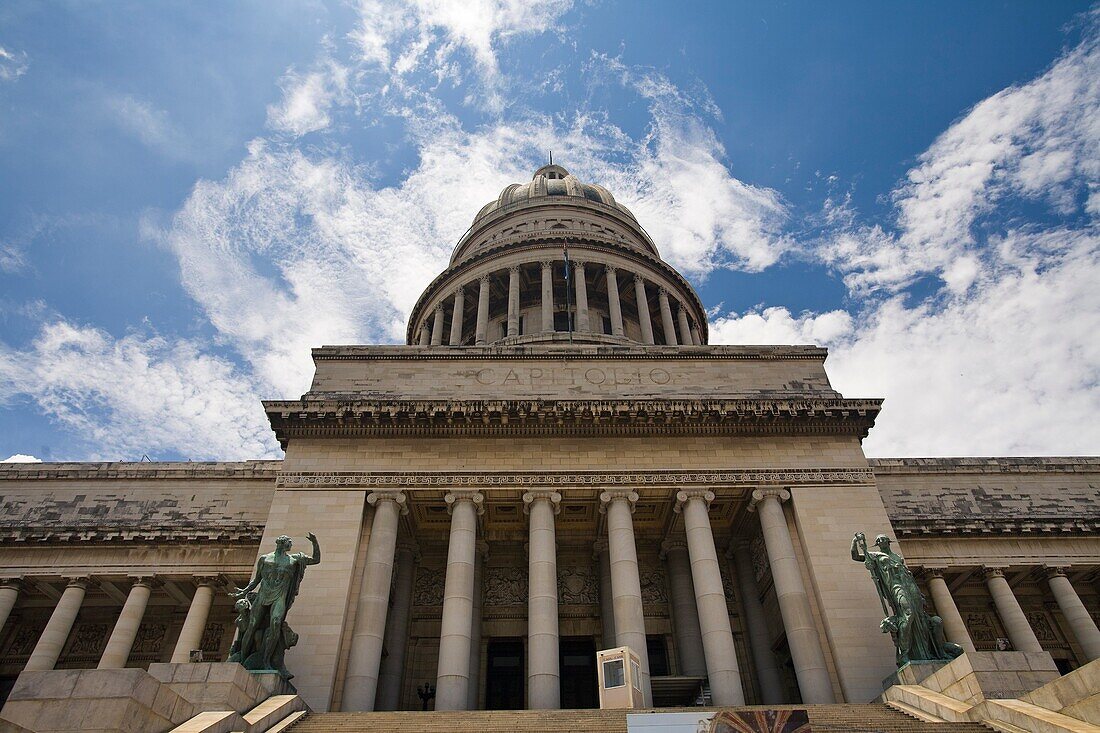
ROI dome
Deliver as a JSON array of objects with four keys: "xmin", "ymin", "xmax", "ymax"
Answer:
[{"xmin": 469, "ymin": 165, "xmax": 639, "ymax": 230}]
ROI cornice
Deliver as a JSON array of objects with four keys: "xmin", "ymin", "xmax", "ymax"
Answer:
[
  {"xmin": 891, "ymin": 518, "xmax": 1100, "ymax": 537},
  {"xmin": 0, "ymin": 524, "xmax": 265, "ymax": 544},
  {"xmin": 276, "ymin": 466, "xmax": 877, "ymax": 489},
  {"xmin": 263, "ymin": 397, "xmax": 881, "ymax": 446},
  {"xmin": 310, "ymin": 344, "xmax": 828, "ymax": 362},
  {"xmin": 870, "ymin": 457, "xmax": 1100, "ymax": 474},
  {"xmin": 0, "ymin": 461, "xmax": 281, "ymax": 482}
]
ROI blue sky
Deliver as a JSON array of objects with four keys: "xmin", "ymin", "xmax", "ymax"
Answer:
[{"xmin": 1, "ymin": 1, "xmax": 1098, "ymax": 461}]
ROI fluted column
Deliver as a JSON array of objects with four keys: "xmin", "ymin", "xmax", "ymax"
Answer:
[
  {"xmin": 594, "ymin": 540, "xmax": 616, "ymax": 648},
  {"xmin": 541, "ymin": 261, "xmax": 555, "ymax": 333},
  {"xmin": 677, "ymin": 490, "xmax": 745, "ymax": 705},
  {"xmin": 25, "ymin": 577, "xmax": 88, "ymax": 671},
  {"xmin": 449, "ymin": 287, "xmax": 465, "ymax": 346},
  {"xmin": 676, "ymin": 306, "xmax": 692, "ymax": 346},
  {"xmin": 605, "ymin": 266, "xmax": 624, "ymax": 337},
  {"xmin": 633, "ymin": 276, "xmax": 654, "ymax": 345},
  {"xmin": 730, "ymin": 544, "xmax": 784, "ymax": 704},
  {"xmin": 171, "ymin": 577, "xmax": 217, "ymax": 663},
  {"xmin": 599, "ymin": 490, "xmax": 652, "ymax": 705},
  {"xmin": 418, "ymin": 322, "xmax": 430, "ymax": 346},
  {"xmin": 507, "ymin": 266, "xmax": 520, "ymax": 337},
  {"xmin": 436, "ymin": 490, "xmax": 484, "ymax": 710},
  {"xmin": 0, "ymin": 579, "xmax": 22, "ymax": 635},
  {"xmin": 431, "ymin": 304, "xmax": 445, "ymax": 346},
  {"xmin": 574, "ymin": 261, "xmax": 590, "ymax": 332},
  {"xmin": 476, "ymin": 275, "xmax": 490, "ymax": 345},
  {"xmin": 924, "ymin": 569, "xmax": 975, "ymax": 654},
  {"xmin": 377, "ymin": 542, "xmax": 419, "ymax": 710},
  {"xmin": 525, "ymin": 491, "xmax": 562, "ymax": 709},
  {"xmin": 98, "ymin": 577, "xmax": 154, "ymax": 668},
  {"xmin": 343, "ymin": 490, "xmax": 408, "ymax": 711},
  {"xmin": 690, "ymin": 324, "xmax": 702, "ymax": 346},
  {"xmin": 749, "ymin": 489, "xmax": 834, "ymax": 703},
  {"xmin": 657, "ymin": 288, "xmax": 678, "ymax": 346},
  {"xmin": 660, "ymin": 539, "xmax": 706, "ymax": 677},
  {"xmin": 983, "ymin": 567, "xmax": 1043, "ymax": 653},
  {"xmin": 1044, "ymin": 566, "xmax": 1100, "ymax": 661},
  {"xmin": 467, "ymin": 541, "xmax": 487, "ymax": 710}
]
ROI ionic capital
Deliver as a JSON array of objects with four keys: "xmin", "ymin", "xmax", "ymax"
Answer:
[
  {"xmin": 981, "ymin": 566, "xmax": 1007, "ymax": 580},
  {"xmin": 1042, "ymin": 565, "xmax": 1069, "ymax": 581},
  {"xmin": 522, "ymin": 490, "xmax": 562, "ymax": 515},
  {"xmin": 921, "ymin": 566, "xmax": 947, "ymax": 581},
  {"xmin": 674, "ymin": 489, "xmax": 715, "ymax": 513},
  {"xmin": 63, "ymin": 576, "xmax": 90, "ymax": 590},
  {"xmin": 479, "ymin": 273, "xmax": 491, "ymax": 285},
  {"xmin": 126, "ymin": 575, "xmax": 157, "ymax": 589},
  {"xmin": 191, "ymin": 575, "xmax": 221, "ymax": 589},
  {"xmin": 445, "ymin": 490, "xmax": 485, "ymax": 515},
  {"xmin": 659, "ymin": 538, "xmax": 688, "ymax": 560},
  {"xmin": 0, "ymin": 577, "xmax": 24, "ymax": 591},
  {"xmin": 541, "ymin": 260, "xmax": 554, "ymax": 270},
  {"xmin": 748, "ymin": 488, "xmax": 790, "ymax": 512},
  {"xmin": 367, "ymin": 490, "xmax": 409, "ymax": 515},
  {"xmin": 599, "ymin": 489, "xmax": 639, "ymax": 514}
]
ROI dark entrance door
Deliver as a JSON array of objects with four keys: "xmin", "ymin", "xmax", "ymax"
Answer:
[
  {"xmin": 560, "ymin": 636, "xmax": 598, "ymax": 709},
  {"xmin": 485, "ymin": 638, "xmax": 525, "ymax": 709}
]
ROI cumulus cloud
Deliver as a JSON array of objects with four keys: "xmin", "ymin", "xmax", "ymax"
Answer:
[
  {"xmin": 0, "ymin": 46, "xmax": 28, "ymax": 82},
  {"xmin": 0, "ymin": 321, "xmax": 278, "ymax": 460},
  {"xmin": 2, "ymin": 454, "xmax": 41, "ymax": 463}
]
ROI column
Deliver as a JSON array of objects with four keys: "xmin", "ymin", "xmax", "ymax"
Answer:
[
  {"xmin": 690, "ymin": 324, "xmax": 702, "ymax": 346},
  {"xmin": 0, "ymin": 579, "xmax": 22, "ymax": 634},
  {"xmin": 1045, "ymin": 566, "xmax": 1100, "ymax": 661},
  {"xmin": 749, "ymin": 489, "xmax": 834, "ymax": 703},
  {"xmin": 677, "ymin": 490, "xmax": 745, "ymax": 705},
  {"xmin": 525, "ymin": 491, "xmax": 562, "ymax": 709},
  {"xmin": 730, "ymin": 544, "xmax": 784, "ymax": 704},
  {"xmin": 377, "ymin": 542, "xmax": 419, "ymax": 710},
  {"xmin": 924, "ymin": 569, "xmax": 976, "ymax": 654},
  {"xmin": 418, "ymin": 322, "xmax": 430, "ymax": 346},
  {"xmin": 594, "ymin": 541, "xmax": 616, "ymax": 648},
  {"xmin": 633, "ymin": 276, "xmax": 654, "ymax": 345},
  {"xmin": 343, "ymin": 490, "xmax": 407, "ymax": 711},
  {"xmin": 660, "ymin": 539, "xmax": 707, "ymax": 677},
  {"xmin": 657, "ymin": 288, "xmax": 678, "ymax": 346},
  {"xmin": 983, "ymin": 567, "xmax": 1043, "ymax": 652},
  {"xmin": 25, "ymin": 577, "xmax": 88, "ymax": 671},
  {"xmin": 98, "ymin": 577, "xmax": 153, "ymax": 668},
  {"xmin": 574, "ymin": 261, "xmax": 590, "ymax": 333},
  {"xmin": 467, "ymin": 542, "xmax": 487, "ymax": 710},
  {"xmin": 676, "ymin": 306, "xmax": 692, "ymax": 346},
  {"xmin": 431, "ymin": 304, "xmax": 445, "ymax": 346},
  {"xmin": 435, "ymin": 490, "xmax": 484, "ymax": 710},
  {"xmin": 507, "ymin": 266, "xmax": 520, "ymax": 337},
  {"xmin": 476, "ymin": 275, "xmax": 490, "ymax": 345},
  {"xmin": 605, "ymin": 266, "xmax": 624, "ymax": 337},
  {"xmin": 599, "ymin": 490, "xmax": 652, "ymax": 705},
  {"xmin": 171, "ymin": 577, "xmax": 217, "ymax": 663},
  {"xmin": 541, "ymin": 261, "xmax": 555, "ymax": 333},
  {"xmin": 449, "ymin": 287, "xmax": 465, "ymax": 346}
]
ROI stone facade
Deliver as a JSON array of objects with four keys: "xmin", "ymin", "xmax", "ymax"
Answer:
[{"xmin": 1, "ymin": 165, "xmax": 1097, "ymax": 720}]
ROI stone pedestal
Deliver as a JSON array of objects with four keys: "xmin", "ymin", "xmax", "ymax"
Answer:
[
  {"xmin": 887, "ymin": 651, "xmax": 1060, "ymax": 704},
  {"xmin": 148, "ymin": 661, "xmax": 291, "ymax": 714}
]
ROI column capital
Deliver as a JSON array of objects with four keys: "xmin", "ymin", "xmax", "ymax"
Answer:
[
  {"xmin": 396, "ymin": 540, "xmax": 422, "ymax": 562},
  {"xmin": 452, "ymin": 285, "xmax": 465, "ymax": 298},
  {"xmin": 0, "ymin": 577, "xmax": 24, "ymax": 591},
  {"xmin": 1042, "ymin": 565, "xmax": 1069, "ymax": 580},
  {"xmin": 658, "ymin": 538, "xmax": 688, "ymax": 560},
  {"xmin": 541, "ymin": 259, "xmax": 554, "ymax": 269},
  {"xmin": 599, "ymin": 489, "xmax": 639, "ymax": 514},
  {"xmin": 674, "ymin": 489, "xmax": 715, "ymax": 513},
  {"xmin": 434, "ymin": 303, "xmax": 445, "ymax": 314},
  {"xmin": 921, "ymin": 566, "xmax": 948, "ymax": 580},
  {"xmin": 522, "ymin": 490, "xmax": 561, "ymax": 515},
  {"xmin": 508, "ymin": 265, "xmax": 521, "ymax": 275},
  {"xmin": 475, "ymin": 540, "xmax": 490, "ymax": 560},
  {"xmin": 445, "ymin": 490, "xmax": 484, "ymax": 515},
  {"xmin": 573, "ymin": 259, "xmax": 586, "ymax": 270},
  {"xmin": 63, "ymin": 576, "xmax": 91, "ymax": 589},
  {"xmin": 604, "ymin": 264, "xmax": 617, "ymax": 275},
  {"xmin": 748, "ymin": 488, "xmax": 790, "ymax": 512},
  {"xmin": 367, "ymin": 490, "xmax": 409, "ymax": 515},
  {"xmin": 479, "ymin": 273, "xmax": 491, "ymax": 284},
  {"xmin": 981, "ymin": 566, "xmax": 1008, "ymax": 580},
  {"xmin": 633, "ymin": 273, "xmax": 646, "ymax": 286},
  {"xmin": 592, "ymin": 538, "xmax": 609, "ymax": 557},
  {"xmin": 192, "ymin": 575, "xmax": 221, "ymax": 588},
  {"xmin": 126, "ymin": 575, "xmax": 156, "ymax": 588},
  {"xmin": 658, "ymin": 286, "xmax": 670, "ymax": 297}
]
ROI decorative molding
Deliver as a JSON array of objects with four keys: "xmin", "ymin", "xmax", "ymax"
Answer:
[
  {"xmin": 0, "ymin": 461, "xmax": 280, "ymax": 481},
  {"xmin": 277, "ymin": 467, "xmax": 876, "ymax": 489},
  {"xmin": 311, "ymin": 344, "xmax": 829, "ymax": 362},
  {"xmin": 748, "ymin": 487, "xmax": 791, "ymax": 511}
]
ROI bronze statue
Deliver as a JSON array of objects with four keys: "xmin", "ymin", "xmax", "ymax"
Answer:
[
  {"xmin": 229, "ymin": 532, "xmax": 320, "ymax": 678},
  {"xmin": 851, "ymin": 532, "xmax": 962, "ymax": 666}
]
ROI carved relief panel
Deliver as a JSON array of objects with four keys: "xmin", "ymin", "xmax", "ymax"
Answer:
[{"xmin": 558, "ymin": 565, "xmax": 599, "ymax": 605}]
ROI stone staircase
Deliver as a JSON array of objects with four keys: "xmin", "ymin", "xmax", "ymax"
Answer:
[{"xmin": 285, "ymin": 705, "xmax": 990, "ymax": 732}]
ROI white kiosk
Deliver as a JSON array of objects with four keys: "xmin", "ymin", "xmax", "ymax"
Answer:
[{"xmin": 596, "ymin": 646, "xmax": 644, "ymax": 709}]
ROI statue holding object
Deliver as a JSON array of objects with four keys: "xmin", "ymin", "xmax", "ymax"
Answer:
[
  {"xmin": 229, "ymin": 532, "xmax": 321, "ymax": 679},
  {"xmin": 851, "ymin": 532, "xmax": 962, "ymax": 667}
]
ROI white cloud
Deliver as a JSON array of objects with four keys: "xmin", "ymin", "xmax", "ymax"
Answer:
[
  {"xmin": 0, "ymin": 46, "xmax": 28, "ymax": 82},
  {"xmin": 267, "ymin": 58, "xmax": 351, "ymax": 136},
  {"xmin": 106, "ymin": 93, "xmax": 186, "ymax": 158},
  {"xmin": 0, "ymin": 321, "xmax": 278, "ymax": 460},
  {"xmin": 2, "ymin": 454, "xmax": 41, "ymax": 463}
]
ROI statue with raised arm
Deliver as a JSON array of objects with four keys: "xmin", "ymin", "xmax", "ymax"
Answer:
[
  {"xmin": 229, "ymin": 532, "xmax": 320, "ymax": 679},
  {"xmin": 851, "ymin": 532, "xmax": 962, "ymax": 667}
]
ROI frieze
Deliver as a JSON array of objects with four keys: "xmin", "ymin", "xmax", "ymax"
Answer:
[
  {"xmin": 132, "ymin": 622, "xmax": 167, "ymax": 656},
  {"xmin": 277, "ymin": 467, "xmax": 876, "ymax": 490},
  {"xmin": 558, "ymin": 566, "xmax": 599, "ymax": 605},
  {"xmin": 484, "ymin": 566, "xmax": 527, "ymax": 606},
  {"xmin": 412, "ymin": 567, "xmax": 445, "ymax": 607},
  {"xmin": 640, "ymin": 567, "xmax": 668, "ymax": 604}
]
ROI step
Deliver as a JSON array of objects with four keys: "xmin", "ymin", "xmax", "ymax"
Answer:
[{"xmin": 244, "ymin": 694, "xmax": 309, "ymax": 732}]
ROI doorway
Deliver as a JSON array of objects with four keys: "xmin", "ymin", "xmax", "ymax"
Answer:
[
  {"xmin": 485, "ymin": 638, "xmax": 525, "ymax": 709},
  {"xmin": 560, "ymin": 636, "xmax": 598, "ymax": 709}
]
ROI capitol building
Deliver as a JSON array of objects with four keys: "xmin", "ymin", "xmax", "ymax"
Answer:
[{"xmin": 0, "ymin": 165, "xmax": 1097, "ymax": 731}]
